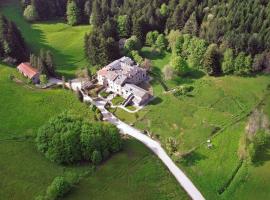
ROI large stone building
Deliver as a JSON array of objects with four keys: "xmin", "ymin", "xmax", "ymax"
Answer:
[{"xmin": 97, "ymin": 57, "xmax": 152, "ymax": 106}]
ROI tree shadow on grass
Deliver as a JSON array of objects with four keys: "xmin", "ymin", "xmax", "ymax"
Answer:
[
  {"xmin": 252, "ymin": 142, "xmax": 270, "ymax": 167},
  {"xmin": 148, "ymin": 97, "xmax": 163, "ymax": 105},
  {"xmin": 1, "ymin": 3, "xmax": 87, "ymax": 78},
  {"xmin": 140, "ymin": 48, "xmax": 167, "ymax": 60},
  {"xmin": 179, "ymin": 151, "xmax": 207, "ymax": 167}
]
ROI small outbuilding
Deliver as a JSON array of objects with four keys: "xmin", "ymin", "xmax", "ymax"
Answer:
[{"xmin": 17, "ymin": 62, "xmax": 40, "ymax": 84}]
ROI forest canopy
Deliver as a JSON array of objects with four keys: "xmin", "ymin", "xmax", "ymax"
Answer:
[
  {"xmin": 0, "ymin": 14, "xmax": 28, "ymax": 63},
  {"xmin": 19, "ymin": 0, "xmax": 270, "ymax": 72}
]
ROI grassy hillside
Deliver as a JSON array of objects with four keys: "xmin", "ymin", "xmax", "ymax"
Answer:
[
  {"xmin": 0, "ymin": 60, "xmax": 187, "ymax": 200},
  {"xmin": 0, "ymin": 1, "xmax": 91, "ymax": 77},
  {"xmin": 111, "ymin": 47, "xmax": 270, "ymax": 199}
]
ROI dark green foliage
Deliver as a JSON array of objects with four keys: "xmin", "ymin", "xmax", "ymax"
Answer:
[
  {"xmin": 36, "ymin": 173, "xmax": 81, "ymax": 200},
  {"xmin": 234, "ymin": 52, "xmax": 252, "ymax": 75},
  {"xmin": 36, "ymin": 112, "xmax": 122, "ymax": 164},
  {"xmin": 124, "ymin": 35, "xmax": 141, "ymax": 54},
  {"xmin": 30, "ymin": 49, "xmax": 55, "ymax": 76},
  {"xmin": 155, "ymin": 34, "xmax": 167, "ymax": 51},
  {"xmin": 91, "ymin": 150, "xmax": 102, "ymax": 164},
  {"xmin": 46, "ymin": 176, "xmax": 71, "ymax": 199},
  {"xmin": 173, "ymin": 85, "xmax": 194, "ymax": 97},
  {"xmin": 84, "ymin": 29, "xmax": 119, "ymax": 66},
  {"xmin": 170, "ymin": 55, "xmax": 189, "ymax": 76},
  {"xmin": 203, "ymin": 44, "xmax": 221, "ymax": 76},
  {"xmin": 130, "ymin": 50, "xmax": 143, "ymax": 64},
  {"xmin": 222, "ymin": 48, "xmax": 234, "ymax": 74},
  {"xmin": 90, "ymin": 0, "xmax": 103, "ymax": 26},
  {"xmin": 117, "ymin": 15, "xmax": 131, "ymax": 38},
  {"xmin": 18, "ymin": 0, "xmax": 270, "ymax": 73},
  {"xmin": 145, "ymin": 31, "xmax": 159, "ymax": 47},
  {"xmin": 23, "ymin": 0, "xmax": 68, "ymax": 21},
  {"xmin": 67, "ymin": 0, "xmax": 81, "ymax": 26},
  {"xmin": 0, "ymin": 15, "xmax": 28, "ymax": 63}
]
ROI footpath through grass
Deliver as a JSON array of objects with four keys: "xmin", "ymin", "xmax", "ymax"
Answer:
[{"xmin": 1, "ymin": 1, "xmax": 91, "ymax": 78}]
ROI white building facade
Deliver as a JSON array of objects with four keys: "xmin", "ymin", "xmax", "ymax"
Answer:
[{"xmin": 97, "ymin": 57, "xmax": 151, "ymax": 106}]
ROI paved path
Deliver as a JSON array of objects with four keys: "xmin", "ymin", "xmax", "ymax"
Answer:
[{"xmin": 83, "ymin": 93, "xmax": 205, "ymax": 200}]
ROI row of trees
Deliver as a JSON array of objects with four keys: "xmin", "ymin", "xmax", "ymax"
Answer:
[
  {"xmin": 30, "ymin": 49, "xmax": 55, "ymax": 77},
  {"xmin": 20, "ymin": 0, "xmax": 270, "ymax": 69},
  {"xmin": 84, "ymin": 28, "xmax": 119, "ymax": 66},
  {"xmin": 36, "ymin": 112, "xmax": 123, "ymax": 164},
  {"xmin": 0, "ymin": 15, "xmax": 28, "ymax": 63},
  {"xmin": 22, "ymin": 0, "xmax": 67, "ymax": 21},
  {"xmin": 163, "ymin": 31, "xmax": 255, "ymax": 77}
]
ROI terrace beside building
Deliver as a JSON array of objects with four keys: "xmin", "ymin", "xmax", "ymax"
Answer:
[{"xmin": 97, "ymin": 57, "xmax": 152, "ymax": 106}]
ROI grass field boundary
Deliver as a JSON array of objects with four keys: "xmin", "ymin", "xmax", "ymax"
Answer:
[{"xmin": 218, "ymin": 160, "xmax": 243, "ymax": 194}]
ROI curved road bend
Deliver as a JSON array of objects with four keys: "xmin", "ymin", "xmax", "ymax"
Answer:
[{"xmin": 83, "ymin": 95, "xmax": 205, "ymax": 200}]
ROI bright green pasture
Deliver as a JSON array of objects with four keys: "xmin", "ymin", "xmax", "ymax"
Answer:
[
  {"xmin": 1, "ymin": 2, "xmax": 91, "ymax": 77},
  {"xmin": 0, "ymin": 64, "xmax": 188, "ymax": 199}
]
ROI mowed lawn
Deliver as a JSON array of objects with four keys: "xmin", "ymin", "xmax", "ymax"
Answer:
[
  {"xmin": 1, "ymin": 1, "xmax": 91, "ymax": 77},
  {"xmin": 0, "ymin": 64, "xmax": 188, "ymax": 199}
]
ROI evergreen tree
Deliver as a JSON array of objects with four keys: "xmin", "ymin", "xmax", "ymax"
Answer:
[
  {"xmin": 46, "ymin": 50, "xmax": 55, "ymax": 76},
  {"xmin": 171, "ymin": 55, "xmax": 189, "ymax": 76},
  {"xmin": 91, "ymin": 0, "xmax": 103, "ymax": 27},
  {"xmin": 67, "ymin": 0, "xmax": 80, "ymax": 26},
  {"xmin": 203, "ymin": 44, "xmax": 221, "ymax": 76},
  {"xmin": 132, "ymin": 18, "xmax": 145, "ymax": 43},
  {"xmin": 84, "ymin": 0, "xmax": 92, "ymax": 18},
  {"xmin": 234, "ymin": 52, "xmax": 252, "ymax": 75},
  {"xmin": 222, "ymin": 48, "xmax": 234, "ymax": 74},
  {"xmin": 160, "ymin": 3, "xmax": 168, "ymax": 17},
  {"xmin": 155, "ymin": 34, "xmax": 167, "ymax": 51},
  {"xmin": 145, "ymin": 31, "xmax": 159, "ymax": 47},
  {"xmin": 117, "ymin": 15, "xmax": 131, "ymax": 38},
  {"xmin": 183, "ymin": 12, "xmax": 198, "ymax": 36},
  {"xmin": 23, "ymin": 4, "xmax": 38, "ymax": 21}
]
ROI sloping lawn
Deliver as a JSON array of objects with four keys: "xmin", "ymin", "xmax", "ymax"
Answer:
[
  {"xmin": 227, "ymin": 94, "xmax": 270, "ymax": 200},
  {"xmin": 1, "ymin": 1, "xmax": 91, "ymax": 78},
  {"xmin": 134, "ymin": 48, "xmax": 270, "ymax": 152}
]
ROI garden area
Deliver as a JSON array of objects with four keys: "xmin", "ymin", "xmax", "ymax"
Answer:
[{"xmin": 111, "ymin": 95, "xmax": 125, "ymax": 106}]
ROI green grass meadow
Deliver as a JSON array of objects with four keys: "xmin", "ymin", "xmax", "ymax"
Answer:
[
  {"xmin": 118, "ymin": 47, "xmax": 270, "ymax": 199},
  {"xmin": 1, "ymin": 1, "xmax": 91, "ymax": 77},
  {"xmin": 1, "ymin": 1, "xmax": 270, "ymax": 199},
  {"xmin": 0, "ymin": 63, "xmax": 188, "ymax": 199},
  {"xmin": 0, "ymin": 2, "xmax": 188, "ymax": 199}
]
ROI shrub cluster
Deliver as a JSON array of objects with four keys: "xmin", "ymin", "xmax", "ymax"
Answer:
[
  {"xmin": 35, "ymin": 173, "xmax": 81, "ymax": 200},
  {"xmin": 173, "ymin": 85, "xmax": 194, "ymax": 97},
  {"xmin": 36, "ymin": 112, "xmax": 122, "ymax": 164}
]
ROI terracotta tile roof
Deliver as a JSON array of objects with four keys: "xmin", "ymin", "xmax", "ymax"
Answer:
[
  {"xmin": 17, "ymin": 62, "xmax": 39, "ymax": 79},
  {"xmin": 97, "ymin": 68, "xmax": 108, "ymax": 76}
]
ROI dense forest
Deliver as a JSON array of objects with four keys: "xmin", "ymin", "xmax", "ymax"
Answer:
[
  {"xmin": 0, "ymin": 14, "xmax": 28, "ymax": 63},
  {"xmin": 20, "ymin": 0, "xmax": 270, "ymax": 73}
]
